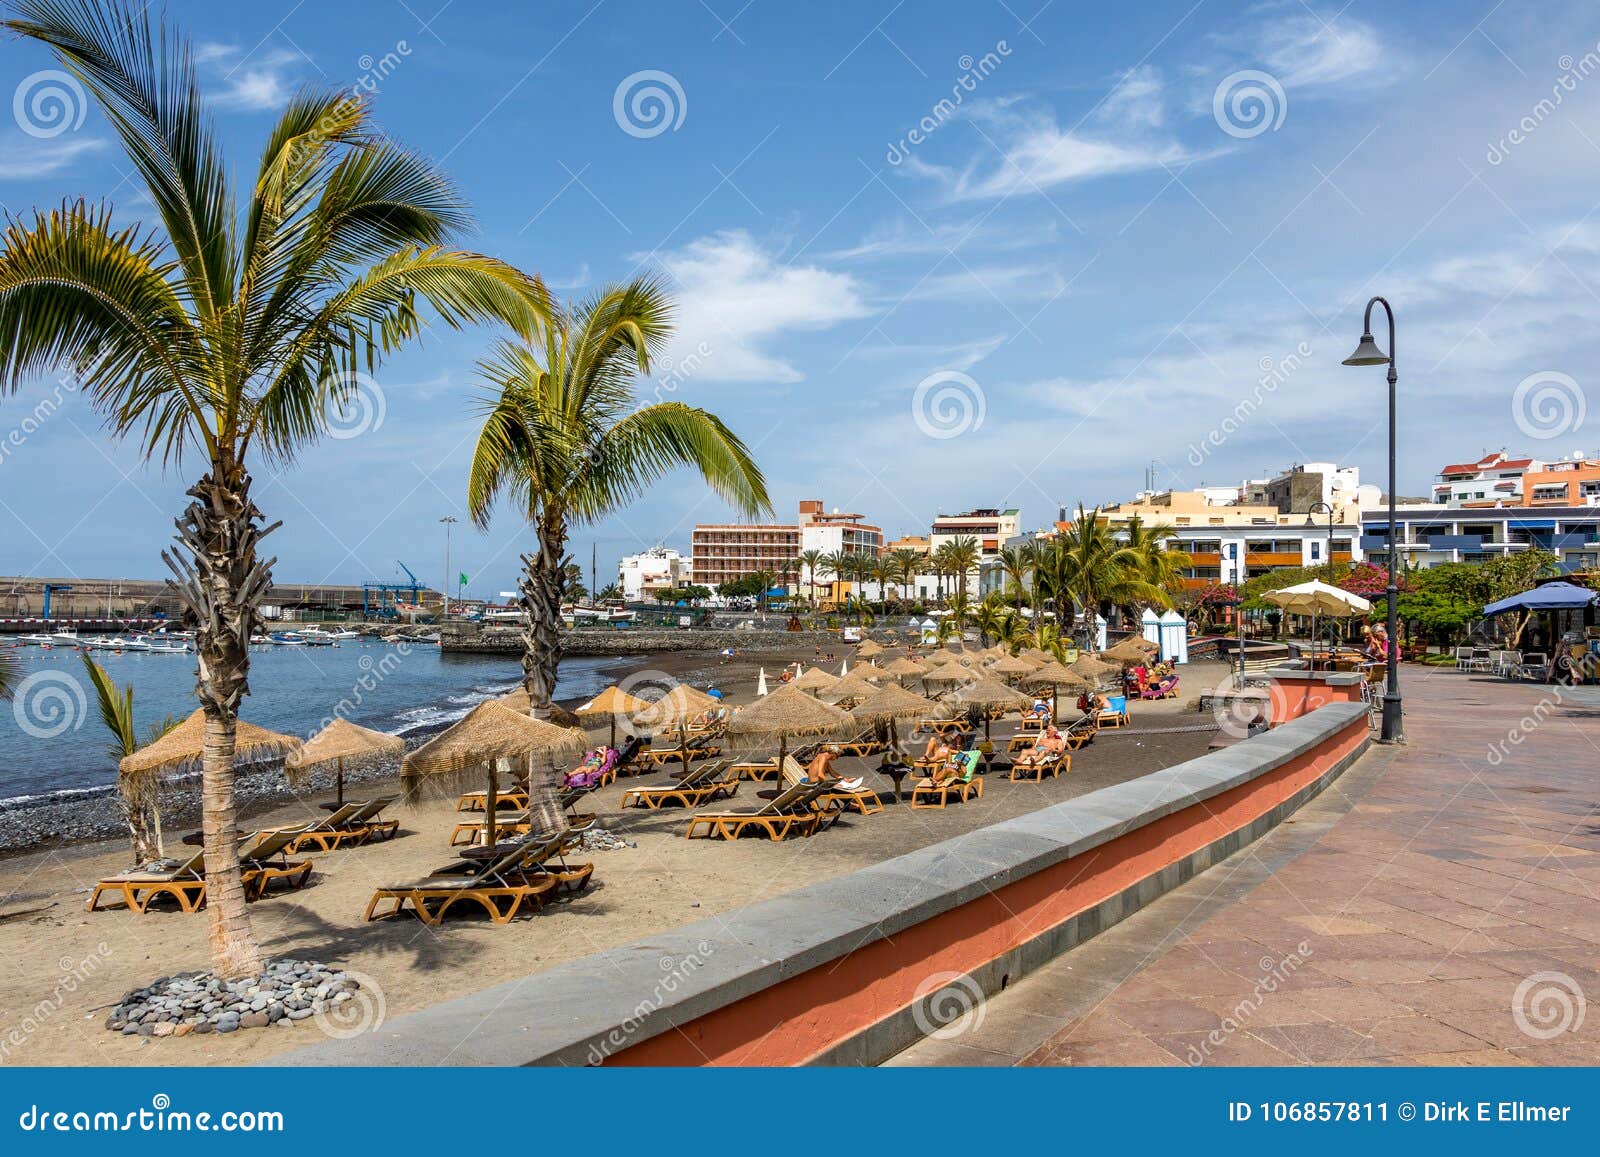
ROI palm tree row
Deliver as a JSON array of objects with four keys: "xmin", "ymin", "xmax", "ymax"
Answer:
[{"xmin": 1, "ymin": 0, "xmax": 768, "ymax": 978}]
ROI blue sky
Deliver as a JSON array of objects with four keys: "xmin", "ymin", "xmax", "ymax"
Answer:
[{"xmin": 4, "ymin": 0, "xmax": 1599, "ymax": 598}]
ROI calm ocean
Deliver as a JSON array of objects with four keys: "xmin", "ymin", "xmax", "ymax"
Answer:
[{"xmin": 0, "ymin": 640, "xmax": 619, "ymax": 801}]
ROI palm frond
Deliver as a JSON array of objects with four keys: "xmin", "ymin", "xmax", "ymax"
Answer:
[{"xmin": 80, "ymin": 651, "xmax": 137, "ymax": 762}]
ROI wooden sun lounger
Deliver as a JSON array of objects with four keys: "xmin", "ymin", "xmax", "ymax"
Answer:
[
  {"xmin": 1095, "ymin": 699, "xmax": 1131, "ymax": 729},
  {"xmin": 621, "ymin": 760, "xmax": 738, "ymax": 809},
  {"xmin": 831, "ymin": 729, "xmax": 886, "ymax": 758},
  {"xmin": 638, "ymin": 738, "xmax": 723, "ymax": 768},
  {"xmin": 910, "ymin": 764, "xmax": 984, "ymax": 809},
  {"xmin": 450, "ymin": 799, "xmax": 595, "ymax": 847},
  {"xmin": 87, "ymin": 849, "xmax": 209, "ymax": 913},
  {"xmin": 262, "ymin": 801, "xmax": 391, "ymax": 853},
  {"xmin": 433, "ymin": 831, "xmax": 595, "ymax": 894},
  {"xmin": 778, "ymin": 755, "xmax": 883, "ymax": 817},
  {"xmin": 917, "ymin": 717, "xmax": 969, "ymax": 738},
  {"xmin": 365, "ymin": 834, "xmax": 590, "ymax": 924},
  {"xmin": 456, "ymin": 788, "xmax": 531, "ymax": 813},
  {"xmin": 683, "ymin": 780, "xmax": 832, "ymax": 841},
  {"xmin": 238, "ymin": 828, "xmax": 316, "ymax": 898},
  {"xmin": 1009, "ymin": 749, "xmax": 1070, "ymax": 781}
]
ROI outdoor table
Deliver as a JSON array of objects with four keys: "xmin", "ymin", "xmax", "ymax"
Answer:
[{"xmin": 877, "ymin": 761, "xmax": 910, "ymax": 802}]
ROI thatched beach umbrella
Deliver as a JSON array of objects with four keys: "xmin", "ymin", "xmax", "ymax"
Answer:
[
  {"xmin": 1102, "ymin": 636, "xmax": 1159, "ymax": 665},
  {"xmin": 945, "ymin": 675, "xmax": 1032, "ymax": 739},
  {"xmin": 627, "ymin": 682, "xmax": 722, "ymax": 777},
  {"xmin": 920, "ymin": 661, "xmax": 971, "ymax": 692},
  {"xmin": 120, "ymin": 710, "xmax": 303, "ymax": 780},
  {"xmin": 285, "ymin": 718, "xmax": 404, "ymax": 806},
  {"xmin": 791, "ymin": 665, "xmax": 840, "ymax": 694},
  {"xmin": 1022, "ymin": 647, "xmax": 1055, "ymax": 664},
  {"xmin": 573, "ymin": 684, "xmax": 654, "ymax": 748},
  {"xmin": 401, "ymin": 701, "xmax": 586, "ymax": 848},
  {"xmin": 820, "ymin": 670, "xmax": 880, "ymax": 707},
  {"xmin": 495, "ymin": 688, "xmax": 583, "ymax": 729},
  {"xmin": 725, "ymin": 683, "xmax": 851, "ymax": 779},
  {"xmin": 848, "ymin": 682, "xmax": 941, "ymax": 801},
  {"xmin": 856, "ymin": 639, "xmax": 885, "ymax": 659},
  {"xmin": 985, "ymin": 653, "xmax": 1038, "ymax": 682},
  {"xmin": 1025, "ymin": 662, "xmax": 1094, "ymax": 723},
  {"xmin": 882, "ymin": 655, "xmax": 926, "ymax": 679},
  {"xmin": 1071, "ymin": 654, "xmax": 1119, "ymax": 685}
]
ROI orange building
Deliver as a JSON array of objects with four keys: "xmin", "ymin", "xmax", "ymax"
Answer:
[{"xmin": 1522, "ymin": 458, "xmax": 1600, "ymax": 506}]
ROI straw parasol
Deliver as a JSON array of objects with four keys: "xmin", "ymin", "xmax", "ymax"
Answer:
[
  {"xmin": 944, "ymin": 675, "xmax": 1032, "ymax": 739},
  {"xmin": 401, "ymin": 701, "xmax": 586, "ymax": 847},
  {"xmin": 855, "ymin": 639, "xmax": 885, "ymax": 659},
  {"xmin": 791, "ymin": 665, "xmax": 840, "ymax": 694},
  {"xmin": 284, "ymin": 718, "xmax": 404, "ymax": 805},
  {"xmin": 985, "ymin": 653, "xmax": 1039, "ymax": 682},
  {"xmin": 1025, "ymin": 661, "xmax": 1094, "ymax": 723},
  {"xmin": 120, "ymin": 709, "xmax": 302, "ymax": 778},
  {"xmin": 819, "ymin": 670, "xmax": 880, "ymax": 706},
  {"xmin": 1101, "ymin": 636, "xmax": 1159, "ymax": 666},
  {"xmin": 496, "ymin": 688, "xmax": 583, "ymax": 728},
  {"xmin": 882, "ymin": 655, "xmax": 927, "ymax": 681},
  {"xmin": 1021, "ymin": 647, "xmax": 1055, "ymax": 664},
  {"xmin": 573, "ymin": 684, "xmax": 654, "ymax": 748},
  {"xmin": 631, "ymin": 682, "xmax": 723, "ymax": 776},
  {"xmin": 1070, "ymin": 654, "xmax": 1119, "ymax": 684},
  {"xmin": 725, "ymin": 683, "xmax": 851, "ymax": 775},
  {"xmin": 920, "ymin": 661, "xmax": 971, "ymax": 687},
  {"xmin": 849, "ymin": 681, "xmax": 942, "ymax": 801}
]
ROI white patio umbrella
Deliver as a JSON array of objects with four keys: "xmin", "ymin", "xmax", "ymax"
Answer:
[
  {"xmin": 1264, "ymin": 580, "xmax": 1371, "ymax": 664},
  {"xmin": 756, "ymin": 667, "xmax": 769, "ymax": 697}
]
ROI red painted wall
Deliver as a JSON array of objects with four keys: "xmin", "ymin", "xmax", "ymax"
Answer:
[{"xmin": 609, "ymin": 712, "xmax": 1368, "ymax": 1066}]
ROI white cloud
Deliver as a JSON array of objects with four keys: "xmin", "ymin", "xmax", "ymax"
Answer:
[
  {"xmin": 196, "ymin": 43, "xmax": 303, "ymax": 112},
  {"xmin": 0, "ymin": 134, "xmax": 105, "ymax": 180},
  {"xmin": 1259, "ymin": 13, "xmax": 1388, "ymax": 89},
  {"xmin": 647, "ymin": 231, "xmax": 871, "ymax": 384},
  {"xmin": 902, "ymin": 262, "xmax": 1066, "ymax": 303}
]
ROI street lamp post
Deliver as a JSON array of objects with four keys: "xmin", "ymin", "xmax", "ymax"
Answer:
[
  {"xmin": 1342, "ymin": 297, "xmax": 1404, "ymax": 743},
  {"xmin": 440, "ymin": 516, "xmax": 458, "ymax": 620}
]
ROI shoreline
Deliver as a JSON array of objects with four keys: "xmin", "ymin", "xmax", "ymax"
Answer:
[{"xmin": 0, "ymin": 643, "xmax": 838, "ymax": 858}]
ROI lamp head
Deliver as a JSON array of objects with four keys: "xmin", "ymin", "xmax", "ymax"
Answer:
[{"xmin": 1343, "ymin": 332, "xmax": 1389, "ymax": 366}]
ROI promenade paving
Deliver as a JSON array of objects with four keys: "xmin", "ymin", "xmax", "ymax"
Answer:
[{"xmin": 891, "ymin": 669, "xmax": 1600, "ymax": 1066}]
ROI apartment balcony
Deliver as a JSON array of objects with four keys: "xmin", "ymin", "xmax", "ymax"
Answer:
[{"xmin": 1418, "ymin": 535, "xmax": 1485, "ymax": 551}]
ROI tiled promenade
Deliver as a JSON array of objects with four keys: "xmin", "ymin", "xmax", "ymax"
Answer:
[{"xmin": 892, "ymin": 670, "xmax": 1600, "ymax": 1066}]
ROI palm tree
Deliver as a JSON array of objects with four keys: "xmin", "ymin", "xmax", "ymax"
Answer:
[
  {"xmin": 0, "ymin": 1, "xmax": 551, "ymax": 979},
  {"xmin": 795, "ymin": 548, "xmax": 825, "ymax": 606},
  {"xmin": 948, "ymin": 588, "xmax": 972, "ymax": 633},
  {"xmin": 81, "ymin": 653, "xmax": 178, "ymax": 862},
  {"xmin": 1121, "ymin": 515, "xmax": 1184, "ymax": 609},
  {"xmin": 870, "ymin": 555, "xmax": 895, "ymax": 612},
  {"xmin": 997, "ymin": 544, "xmax": 1034, "ymax": 614},
  {"xmin": 468, "ymin": 277, "xmax": 770, "ymax": 761},
  {"xmin": 749, "ymin": 568, "xmax": 778, "ymax": 613},
  {"xmin": 891, "ymin": 548, "xmax": 923, "ymax": 605},
  {"xmin": 940, "ymin": 535, "xmax": 981, "ymax": 603},
  {"xmin": 974, "ymin": 592, "xmax": 1008, "ymax": 646},
  {"xmin": 816, "ymin": 552, "xmax": 844, "ymax": 607},
  {"xmin": 1046, "ymin": 506, "xmax": 1172, "ymax": 643}
]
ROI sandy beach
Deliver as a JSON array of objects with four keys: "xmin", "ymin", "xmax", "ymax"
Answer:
[{"xmin": 0, "ymin": 653, "xmax": 1229, "ymax": 1067}]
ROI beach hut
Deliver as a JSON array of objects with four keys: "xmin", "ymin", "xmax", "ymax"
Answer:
[
  {"xmin": 1159, "ymin": 610, "xmax": 1189, "ymax": 664},
  {"xmin": 572, "ymin": 684, "xmax": 655, "ymax": 749},
  {"xmin": 1141, "ymin": 607, "xmax": 1162, "ymax": 650},
  {"xmin": 1092, "ymin": 613, "xmax": 1108, "ymax": 650},
  {"xmin": 401, "ymin": 702, "xmax": 585, "ymax": 847},
  {"xmin": 285, "ymin": 718, "xmax": 405, "ymax": 806}
]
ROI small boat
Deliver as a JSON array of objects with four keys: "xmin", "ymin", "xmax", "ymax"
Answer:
[
  {"xmin": 46, "ymin": 628, "xmax": 81, "ymax": 647},
  {"xmin": 140, "ymin": 637, "xmax": 192, "ymax": 654},
  {"xmin": 293, "ymin": 629, "xmax": 338, "ymax": 646},
  {"xmin": 268, "ymin": 632, "xmax": 307, "ymax": 646},
  {"xmin": 390, "ymin": 632, "xmax": 440, "ymax": 644},
  {"xmin": 17, "ymin": 633, "xmax": 57, "ymax": 646},
  {"xmin": 85, "ymin": 635, "xmax": 151, "ymax": 653}
]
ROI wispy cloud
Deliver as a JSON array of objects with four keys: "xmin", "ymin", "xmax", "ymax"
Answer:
[
  {"xmin": 0, "ymin": 134, "xmax": 105, "ymax": 180},
  {"xmin": 196, "ymin": 42, "xmax": 304, "ymax": 112},
  {"xmin": 647, "ymin": 230, "xmax": 872, "ymax": 384}
]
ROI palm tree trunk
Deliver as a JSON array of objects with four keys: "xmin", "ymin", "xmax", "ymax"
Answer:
[
  {"xmin": 162, "ymin": 466, "xmax": 274, "ymax": 981},
  {"xmin": 516, "ymin": 519, "xmax": 570, "ymax": 834}
]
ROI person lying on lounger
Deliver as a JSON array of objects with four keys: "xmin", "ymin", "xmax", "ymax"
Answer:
[
  {"xmin": 931, "ymin": 746, "xmax": 980, "ymax": 787},
  {"xmin": 1013, "ymin": 726, "xmax": 1064, "ymax": 771},
  {"xmin": 1026, "ymin": 697, "xmax": 1051, "ymax": 721},
  {"xmin": 804, "ymin": 745, "xmax": 864, "ymax": 792},
  {"xmin": 564, "ymin": 745, "xmax": 616, "ymax": 789},
  {"xmin": 920, "ymin": 735, "xmax": 952, "ymax": 763}
]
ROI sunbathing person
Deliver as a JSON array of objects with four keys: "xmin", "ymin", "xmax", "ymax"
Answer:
[
  {"xmin": 931, "ymin": 746, "xmax": 980, "ymax": 787},
  {"xmin": 804, "ymin": 745, "xmax": 865, "ymax": 791},
  {"xmin": 563, "ymin": 745, "xmax": 616, "ymax": 790},
  {"xmin": 920, "ymin": 735, "xmax": 952, "ymax": 763},
  {"xmin": 1013, "ymin": 726, "xmax": 1064, "ymax": 771}
]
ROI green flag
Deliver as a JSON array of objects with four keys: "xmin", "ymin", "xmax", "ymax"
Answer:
[{"xmin": 458, "ymin": 572, "xmax": 469, "ymax": 587}]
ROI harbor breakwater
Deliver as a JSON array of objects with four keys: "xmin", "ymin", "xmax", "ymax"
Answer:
[{"xmin": 440, "ymin": 623, "xmax": 865, "ymax": 657}]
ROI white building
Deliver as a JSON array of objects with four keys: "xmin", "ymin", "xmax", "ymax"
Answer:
[
  {"xmin": 618, "ymin": 547, "xmax": 690, "ymax": 602},
  {"xmin": 929, "ymin": 508, "xmax": 1021, "ymax": 597}
]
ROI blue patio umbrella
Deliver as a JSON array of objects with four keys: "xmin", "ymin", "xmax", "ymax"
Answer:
[{"xmin": 1483, "ymin": 582, "xmax": 1598, "ymax": 616}]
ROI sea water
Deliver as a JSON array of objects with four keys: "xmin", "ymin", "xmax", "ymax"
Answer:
[{"xmin": 0, "ymin": 640, "xmax": 618, "ymax": 801}]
